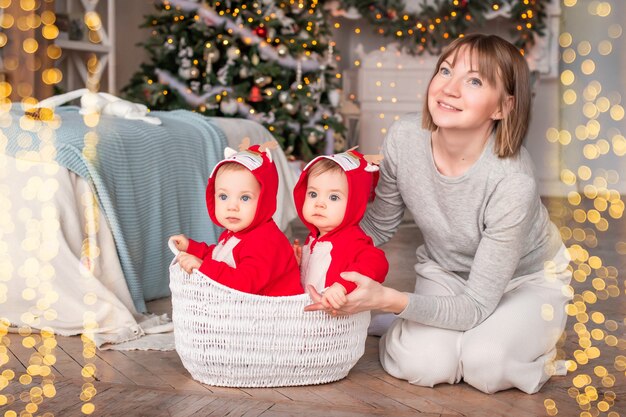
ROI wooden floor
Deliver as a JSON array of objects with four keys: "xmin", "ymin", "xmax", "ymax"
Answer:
[{"xmin": 1, "ymin": 198, "xmax": 625, "ymax": 416}]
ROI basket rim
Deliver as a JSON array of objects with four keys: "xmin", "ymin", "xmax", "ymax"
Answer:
[{"xmin": 170, "ymin": 261, "xmax": 316, "ymax": 302}]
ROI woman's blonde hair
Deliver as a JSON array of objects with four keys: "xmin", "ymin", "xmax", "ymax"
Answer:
[{"xmin": 422, "ymin": 34, "xmax": 531, "ymax": 158}]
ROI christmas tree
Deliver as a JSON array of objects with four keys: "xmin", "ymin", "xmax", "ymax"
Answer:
[{"xmin": 123, "ymin": 0, "xmax": 346, "ymax": 161}]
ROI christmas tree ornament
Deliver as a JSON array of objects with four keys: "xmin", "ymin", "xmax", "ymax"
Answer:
[
  {"xmin": 291, "ymin": 3, "xmax": 304, "ymax": 14},
  {"xmin": 239, "ymin": 66, "xmax": 249, "ymax": 78},
  {"xmin": 164, "ymin": 38, "xmax": 176, "ymax": 51},
  {"xmin": 248, "ymin": 86, "xmax": 263, "ymax": 102},
  {"xmin": 226, "ymin": 47, "xmax": 240, "ymax": 60},
  {"xmin": 251, "ymin": 54, "xmax": 260, "ymax": 66},
  {"xmin": 307, "ymin": 131, "xmax": 319, "ymax": 145},
  {"xmin": 260, "ymin": 111, "xmax": 276, "ymax": 124},
  {"xmin": 254, "ymin": 75, "xmax": 272, "ymax": 87},
  {"xmin": 280, "ymin": 20, "xmax": 299, "ymax": 35},
  {"xmin": 203, "ymin": 44, "xmax": 220, "ymax": 75},
  {"xmin": 263, "ymin": 87, "xmax": 277, "ymax": 97},
  {"xmin": 276, "ymin": 44, "xmax": 288, "ymax": 57},
  {"xmin": 189, "ymin": 67, "xmax": 200, "ymax": 79},
  {"xmin": 190, "ymin": 81, "xmax": 200, "ymax": 94},
  {"xmin": 278, "ymin": 91, "xmax": 290, "ymax": 104},
  {"xmin": 220, "ymin": 98, "xmax": 239, "ymax": 115},
  {"xmin": 178, "ymin": 66, "xmax": 192, "ymax": 79},
  {"xmin": 204, "ymin": 48, "xmax": 220, "ymax": 74},
  {"xmin": 303, "ymin": 104, "xmax": 314, "ymax": 118},
  {"xmin": 283, "ymin": 101, "xmax": 299, "ymax": 115},
  {"xmin": 205, "ymin": 49, "xmax": 220, "ymax": 64},
  {"xmin": 253, "ymin": 26, "xmax": 267, "ymax": 38}
]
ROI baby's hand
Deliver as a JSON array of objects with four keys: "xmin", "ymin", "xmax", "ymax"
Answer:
[
  {"xmin": 293, "ymin": 238, "xmax": 302, "ymax": 266},
  {"xmin": 170, "ymin": 234, "xmax": 190, "ymax": 252},
  {"xmin": 321, "ymin": 283, "xmax": 348, "ymax": 310},
  {"xmin": 178, "ymin": 252, "xmax": 201, "ymax": 274}
]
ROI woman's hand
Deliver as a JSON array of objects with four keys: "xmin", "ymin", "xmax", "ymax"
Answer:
[
  {"xmin": 170, "ymin": 234, "xmax": 190, "ymax": 252},
  {"xmin": 304, "ymin": 271, "xmax": 408, "ymax": 315},
  {"xmin": 178, "ymin": 252, "xmax": 201, "ymax": 274}
]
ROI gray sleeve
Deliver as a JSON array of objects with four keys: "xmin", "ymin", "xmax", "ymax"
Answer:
[
  {"xmin": 398, "ymin": 173, "xmax": 538, "ymax": 330},
  {"xmin": 360, "ymin": 122, "xmax": 406, "ymax": 247}
]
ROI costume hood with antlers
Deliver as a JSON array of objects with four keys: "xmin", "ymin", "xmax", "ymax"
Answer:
[
  {"xmin": 293, "ymin": 148, "xmax": 388, "ymax": 293},
  {"xmin": 293, "ymin": 148, "xmax": 382, "ymax": 238},
  {"xmin": 187, "ymin": 138, "xmax": 303, "ymax": 296},
  {"xmin": 206, "ymin": 139, "xmax": 278, "ymax": 235}
]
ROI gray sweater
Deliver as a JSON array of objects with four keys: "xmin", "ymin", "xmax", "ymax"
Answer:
[{"xmin": 361, "ymin": 114, "xmax": 563, "ymax": 330}]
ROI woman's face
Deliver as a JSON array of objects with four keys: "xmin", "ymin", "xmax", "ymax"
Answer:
[{"xmin": 427, "ymin": 46, "xmax": 508, "ymax": 135}]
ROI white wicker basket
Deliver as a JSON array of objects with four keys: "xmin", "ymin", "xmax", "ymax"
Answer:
[{"xmin": 169, "ymin": 262, "xmax": 370, "ymax": 388}]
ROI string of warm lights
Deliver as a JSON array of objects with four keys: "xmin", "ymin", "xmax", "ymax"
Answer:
[
  {"xmin": 335, "ymin": 0, "xmax": 546, "ymax": 54},
  {"xmin": 165, "ymin": 0, "xmax": 327, "ymax": 72}
]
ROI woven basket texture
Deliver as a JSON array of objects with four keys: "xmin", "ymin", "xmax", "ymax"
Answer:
[{"xmin": 169, "ymin": 264, "xmax": 370, "ymax": 387}]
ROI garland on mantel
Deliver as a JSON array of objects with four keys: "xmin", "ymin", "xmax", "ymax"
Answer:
[{"xmin": 334, "ymin": 0, "xmax": 547, "ymax": 54}]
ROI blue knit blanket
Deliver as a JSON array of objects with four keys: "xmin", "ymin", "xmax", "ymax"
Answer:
[{"xmin": 3, "ymin": 106, "xmax": 227, "ymax": 312}]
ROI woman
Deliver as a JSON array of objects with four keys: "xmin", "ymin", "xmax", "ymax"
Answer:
[{"xmin": 305, "ymin": 34, "xmax": 572, "ymax": 394}]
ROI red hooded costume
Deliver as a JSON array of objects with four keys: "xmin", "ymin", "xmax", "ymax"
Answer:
[
  {"xmin": 187, "ymin": 144, "xmax": 303, "ymax": 296},
  {"xmin": 293, "ymin": 150, "xmax": 389, "ymax": 293}
]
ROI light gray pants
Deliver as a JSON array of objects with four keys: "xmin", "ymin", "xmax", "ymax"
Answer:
[{"xmin": 380, "ymin": 245, "xmax": 572, "ymax": 394}]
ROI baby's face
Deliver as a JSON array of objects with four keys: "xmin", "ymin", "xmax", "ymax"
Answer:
[
  {"xmin": 214, "ymin": 168, "xmax": 260, "ymax": 233},
  {"xmin": 302, "ymin": 170, "xmax": 348, "ymax": 237}
]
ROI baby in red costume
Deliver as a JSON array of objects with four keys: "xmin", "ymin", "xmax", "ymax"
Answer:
[
  {"xmin": 170, "ymin": 141, "xmax": 303, "ymax": 296},
  {"xmin": 293, "ymin": 149, "xmax": 389, "ymax": 309}
]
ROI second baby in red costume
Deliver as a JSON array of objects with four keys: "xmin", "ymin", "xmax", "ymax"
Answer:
[{"xmin": 293, "ymin": 149, "xmax": 389, "ymax": 309}]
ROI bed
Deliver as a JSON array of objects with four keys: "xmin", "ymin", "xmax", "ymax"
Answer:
[{"xmin": 0, "ymin": 105, "xmax": 298, "ymax": 347}]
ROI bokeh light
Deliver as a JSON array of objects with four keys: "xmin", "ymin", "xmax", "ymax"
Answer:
[{"xmin": 551, "ymin": 2, "xmax": 625, "ymax": 416}]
